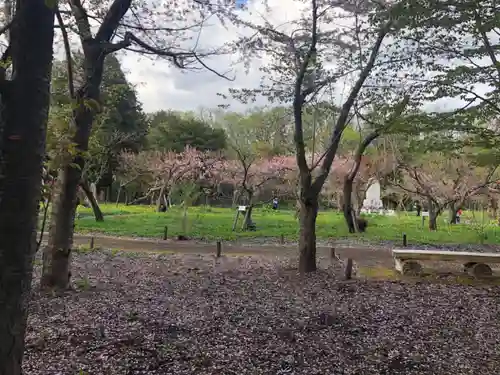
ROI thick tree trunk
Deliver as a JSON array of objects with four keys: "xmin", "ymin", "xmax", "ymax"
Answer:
[
  {"xmin": 41, "ymin": 166, "xmax": 80, "ymax": 289},
  {"xmin": 42, "ymin": 102, "xmax": 96, "ymax": 289},
  {"xmin": 0, "ymin": 0, "xmax": 55, "ymax": 372},
  {"xmin": 343, "ymin": 177, "xmax": 356, "ymax": 233},
  {"xmin": 428, "ymin": 199, "xmax": 438, "ymax": 231},
  {"xmin": 429, "ymin": 214, "xmax": 438, "ymax": 231},
  {"xmin": 80, "ymin": 179, "xmax": 104, "ymax": 221},
  {"xmin": 298, "ymin": 197, "xmax": 318, "ymax": 273}
]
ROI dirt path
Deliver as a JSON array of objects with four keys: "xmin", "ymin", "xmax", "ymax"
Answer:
[{"xmin": 51, "ymin": 233, "xmax": 394, "ymax": 267}]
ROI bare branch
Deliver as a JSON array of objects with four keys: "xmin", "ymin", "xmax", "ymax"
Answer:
[{"xmin": 56, "ymin": 8, "xmax": 75, "ymax": 99}]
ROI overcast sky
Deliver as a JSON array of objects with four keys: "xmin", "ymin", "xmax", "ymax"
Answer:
[
  {"xmin": 118, "ymin": 0, "xmax": 304, "ymax": 114},
  {"xmin": 115, "ymin": 0, "xmax": 477, "ymax": 115}
]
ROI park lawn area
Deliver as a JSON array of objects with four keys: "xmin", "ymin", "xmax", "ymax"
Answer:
[{"xmin": 74, "ymin": 204, "xmax": 500, "ymax": 245}]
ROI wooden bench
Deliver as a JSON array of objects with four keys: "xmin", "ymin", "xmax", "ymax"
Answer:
[{"xmin": 392, "ymin": 249, "xmax": 500, "ymax": 277}]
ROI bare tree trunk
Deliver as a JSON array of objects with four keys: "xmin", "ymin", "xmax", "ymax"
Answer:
[
  {"xmin": 449, "ymin": 202, "xmax": 458, "ymax": 224},
  {"xmin": 429, "ymin": 214, "xmax": 438, "ymax": 231},
  {"xmin": 36, "ymin": 194, "xmax": 52, "ymax": 252},
  {"xmin": 232, "ymin": 189, "xmax": 240, "ymax": 207},
  {"xmin": 42, "ymin": 167, "xmax": 79, "ymax": 289},
  {"xmin": 242, "ymin": 191, "xmax": 254, "ymax": 230},
  {"xmin": 0, "ymin": 0, "xmax": 55, "ymax": 372},
  {"xmin": 428, "ymin": 198, "xmax": 438, "ymax": 231},
  {"xmin": 487, "ymin": 194, "xmax": 497, "ymax": 219},
  {"xmin": 298, "ymin": 197, "xmax": 318, "ymax": 273},
  {"xmin": 341, "ymin": 130, "xmax": 383, "ymax": 233},
  {"xmin": 80, "ymin": 179, "xmax": 104, "ymax": 222},
  {"xmin": 115, "ymin": 185, "xmax": 122, "ymax": 206},
  {"xmin": 156, "ymin": 184, "xmax": 166, "ymax": 211},
  {"xmin": 42, "ymin": 89, "xmax": 98, "ymax": 289},
  {"xmin": 343, "ymin": 177, "xmax": 356, "ymax": 233}
]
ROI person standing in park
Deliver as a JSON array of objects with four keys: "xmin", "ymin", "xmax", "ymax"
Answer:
[{"xmin": 272, "ymin": 197, "xmax": 279, "ymax": 210}]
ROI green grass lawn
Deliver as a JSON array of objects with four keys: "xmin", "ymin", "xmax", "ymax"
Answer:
[{"xmin": 74, "ymin": 204, "xmax": 500, "ymax": 245}]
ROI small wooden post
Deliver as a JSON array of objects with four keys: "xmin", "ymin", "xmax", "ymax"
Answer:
[
  {"xmin": 216, "ymin": 241, "xmax": 222, "ymax": 258},
  {"xmin": 280, "ymin": 234, "xmax": 284, "ymax": 244},
  {"xmin": 344, "ymin": 258, "xmax": 353, "ymax": 280},
  {"xmin": 330, "ymin": 247, "xmax": 336, "ymax": 259},
  {"xmin": 163, "ymin": 226, "xmax": 168, "ymax": 240},
  {"xmin": 89, "ymin": 236, "xmax": 94, "ymax": 249},
  {"xmin": 402, "ymin": 233, "xmax": 407, "ymax": 247}
]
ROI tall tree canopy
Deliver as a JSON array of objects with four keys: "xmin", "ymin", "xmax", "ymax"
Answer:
[{"xmin": 147, "ymin": 110, "xmax": 226, "ymax": 152}]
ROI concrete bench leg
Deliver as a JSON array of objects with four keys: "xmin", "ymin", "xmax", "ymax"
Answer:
[
  {"xmin": 467, "ymin": 263, "xmax": 492, "ymax": 278},
  {"xmin": 463, "ymin": 262, "xmax": 477, "ymax": 273},
  {"xmin": 395, "ymin": 258, "xmax": 423, "ymax": 276}
]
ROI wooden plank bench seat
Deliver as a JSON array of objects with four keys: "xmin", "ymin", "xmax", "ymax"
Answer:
[{"xmin": 392, "ymin": 249, "xmax": 500, "ymax": 277}]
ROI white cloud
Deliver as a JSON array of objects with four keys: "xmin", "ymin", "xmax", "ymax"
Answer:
[
  {"xmin": 118, "ymin": 0, "xmax": 306, "ymax": 113},
  {"xmin": 66, "ymin": 0, "xmax": 479, "ymax": 116}
]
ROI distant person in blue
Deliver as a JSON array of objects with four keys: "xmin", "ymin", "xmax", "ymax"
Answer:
[{"xmin": 272, "ymin": 197, "xmax": 279, "ymax": 210}]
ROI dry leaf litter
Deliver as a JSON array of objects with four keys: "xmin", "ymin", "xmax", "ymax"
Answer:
[{"xmin": 25, "ymin": 251, "xmax": 500, "ymax": 375}]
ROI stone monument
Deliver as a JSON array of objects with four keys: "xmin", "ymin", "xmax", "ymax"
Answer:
[{"xmin": 361, "ymin": 179, "xmax": 384, "ymax": 214}]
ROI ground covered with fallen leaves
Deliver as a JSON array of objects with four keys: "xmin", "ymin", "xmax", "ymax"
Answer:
[{"xmin": 26, "ymin": 251, "xmax": 500, "ymax": 375}]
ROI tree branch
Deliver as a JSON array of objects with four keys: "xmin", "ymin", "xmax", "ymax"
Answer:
[
  {"xmin": 312, "ymin": 21, "xmax": 392, "ymax": 193},
  {"xmin": 106, "ymin": 32, "xmax": 234, "ymax": 80},
  {"xmin": 56, "ymin": 8, "xmax": 75, "ymax": 99},
  {"xmin": 293, "ymin": 0, "xmax": 318, "ymax": 179},
  {"xmin": 95, "ymin": 0, "xmax": 132, "ymax": 42}
]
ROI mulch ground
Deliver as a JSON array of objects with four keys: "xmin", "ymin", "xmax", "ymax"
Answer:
[{"xmin": 25, "ymin": 250, "xmax": 500, "ymax": 375}]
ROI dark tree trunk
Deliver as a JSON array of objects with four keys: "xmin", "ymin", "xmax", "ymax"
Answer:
[
  {"xmin": 42, "ymin": 40, "xmax": 109, "ymax": 289},
  {"xmin": 343, "ymin": 177, "xmax": 356, "ymax": 233},
  {"xmin": 488, "ymin": 195, "xmax": 497, "ymax": 219},
  {"xmin": 0, "ymin": 0, "xmax": 55, "ymax": 372},
  {"xmin": 242, "ymin": 191, "xmax": 254, "ymax": 230},
  {"xmin": 429, "ymin": 214, "xmax": 438, "ymax": 231},
  {"xmin": 42, "ymin": 89, "xmax": 99, "ymax": 289},
  {"xmin": 298, "ymin": 197, "xmax": 318, "ymax": 273},
  {"xmin": 428, "ymin": 198, "xmax": 438, "ymax": 231},
  {"xmin": 42, "ymin": 166, "xmax": 81, "ymax": 289},
  {"xmin": 80, "ymin": 179, "xmax": 104, "ymax": 221},
  {"xmin": 341, "ymin": 130, "xmax": 383, "ymax": 233},
  {"xmin": 449, "ymin": 203, "xmax": 458, "ymax": 225}
]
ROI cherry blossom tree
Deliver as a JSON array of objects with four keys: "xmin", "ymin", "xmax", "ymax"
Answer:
[
  {"xmin": 117, "ymin": 147, "xmax": 224, "ymax": 210},
  {"xmin": 115, "ymin": 151, "xmax": 154, "ymax": 205},
  {"xmin": 391, "ymin": 153, "xmax": 498, "ymax": 230},
  {"xmin": 221, "ymin": 156, "xmax": 292, "ymax": 229},
  {"xmin": 227, "ymin": 0, "xmax": 403, "ymax": 272}
]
